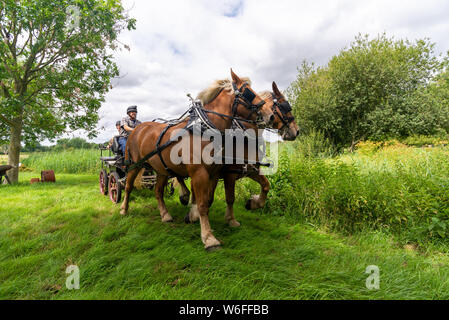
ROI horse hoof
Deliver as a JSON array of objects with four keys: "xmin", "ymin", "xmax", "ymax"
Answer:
[
  {"xmin": 245, "ymin": 199, "xmax": 252, "ymax": 211},
  {"xmin": 120, "ymin": 209, "xmax": 127, "ymax": 216},
  {"xmin": 205, "ymin": 245, "xmax": 221, "ymax": 252},
  {"xmin": 162, "ymin": 215, "xmax": 174, "ymax": 223},
  {"xmin": 184, "ymin": 214, "xmax": 191, "ymax": 224},
  {"xmin": 228, "ymin": 220, "xmax": 241, "ymax": 228},
  {"xmin": 180, "ymin": 195, "xmax": 190, "ymax": 206}
]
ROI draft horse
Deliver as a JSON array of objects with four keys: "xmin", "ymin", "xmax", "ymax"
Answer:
[
  {"xmin": 179, "ymin": 82, "xmax": 300, "ymax": 227},
  {"xmin": 222, "ymin": 82, "xmax": 300, "ymax": 226},
  {"xmin": 120, "ymin": 70, "xmax": 275, "ymax": 250}
]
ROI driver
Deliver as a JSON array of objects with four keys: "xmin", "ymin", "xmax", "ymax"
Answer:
[{"xmin": 118, "ymin": 106, "xmax": 142, "ymax": 155}]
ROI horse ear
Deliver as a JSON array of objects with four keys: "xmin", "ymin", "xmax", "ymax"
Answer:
[
  {"xmin": 272, "ymin": 81, "xmax": 282, "ymax": 97},
  {"xmin": 231, "ymin": 68, "xmax": 242, "ymax": 85}
]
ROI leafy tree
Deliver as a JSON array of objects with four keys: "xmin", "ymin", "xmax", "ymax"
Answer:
[
  {"xmin": 287, "ymin": 34, "xmax": 449, "ymax": 148},
  {"xmin": 54, "ymin": 137, "xmax": 96, "ymax": 150},
  {"xmin": 20, "ymin": 141, "xmax": 50, "ymax": 152},
  {"xmin": 0, "ymin": 0, "xmax": 136, "ymax": 182}
]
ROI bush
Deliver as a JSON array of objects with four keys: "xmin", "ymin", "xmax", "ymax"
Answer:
[
  {"xmin": 294, "ymin": 130, "xmax": 336, "ymax": 158},
  {"xmin": 287, "ymin": 34, "xmax": 449, "ymax": 148},
  {"xmin": 401, "ymin": 135, "xmax": 449, "ymax": 148}
]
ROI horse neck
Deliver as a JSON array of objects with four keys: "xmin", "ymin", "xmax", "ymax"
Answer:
[{"xmin": 202, "ymin": 90, "xmax": 235, "ymax": 131}]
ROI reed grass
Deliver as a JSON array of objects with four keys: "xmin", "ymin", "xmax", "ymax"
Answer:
[{"xmin": 22, "ymin": 149, "xmax": 101, "ymax": 174}]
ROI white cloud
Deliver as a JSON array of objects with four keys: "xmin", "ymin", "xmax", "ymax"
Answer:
[{"xmin": 71, "ymin": 0, "xmax": 449, "ymax": 143}]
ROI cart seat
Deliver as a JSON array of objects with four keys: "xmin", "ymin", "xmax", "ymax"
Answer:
[{"xmin": 111, "ymin": 136, "xmax": 122, "ymax": 156}]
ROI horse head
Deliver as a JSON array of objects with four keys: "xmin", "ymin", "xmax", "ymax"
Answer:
[
  {"xmin": 269, "ymin": 81, "xmax": 300, "ymax": 141},
  {"xmin": 230, "ymin": 69, "xmax": 275, "ymax": 127}
]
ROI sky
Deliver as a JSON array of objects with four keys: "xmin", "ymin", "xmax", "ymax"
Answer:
[{"xmin": 73, "ymin": 0, "xmax": 449, "ymax": 144}]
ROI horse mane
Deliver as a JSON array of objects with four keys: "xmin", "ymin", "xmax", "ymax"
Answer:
[
  {"xmin": 197, "ymin": 77, "xmax": 252, "ymax": 105},
  {"xmin": 258, "ymin": 91, "xmax": 273, "ymax": 101}
]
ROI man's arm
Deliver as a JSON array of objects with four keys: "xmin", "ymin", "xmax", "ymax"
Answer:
[
  {"xmin": 123, "ymin": 124, "xmax": 135, "ymax": 132},
  {"xmin": 107, "ymin": 138, "xmax": 114, "ymax": 149}
]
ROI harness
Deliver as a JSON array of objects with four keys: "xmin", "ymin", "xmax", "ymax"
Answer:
[
  {"xmin": 223, "ymin": 94, "xmax": 295, "ymax": 176},
  {"xmin": 126, "ymin": 82, "xmax": 266, "ymax": 176}
]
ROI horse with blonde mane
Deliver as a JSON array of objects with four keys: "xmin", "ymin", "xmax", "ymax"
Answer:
[
  {"xmin": 178, "ymin": 81, "xmax": 300, "ymax": 227},
  {"xmin": 120, "ymin": 70, "xmax": 275, "ymax": 251}
]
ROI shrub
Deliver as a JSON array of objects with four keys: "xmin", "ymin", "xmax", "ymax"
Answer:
[
  {"xmin": 401, "ymin": 135, "xmax": 449, "ymax": 148},
  {"xmin": 287, "ymin": 34, "xmax": 449, "ymax": 148},
  {"xmin": 294, "ymin": 130, "xmax": 336, "ymax": 158}
]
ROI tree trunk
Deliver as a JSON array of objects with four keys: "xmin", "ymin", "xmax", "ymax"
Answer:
[{"xmin": 7, "ymin": 119, "xmax": 23, "ymax": 183}]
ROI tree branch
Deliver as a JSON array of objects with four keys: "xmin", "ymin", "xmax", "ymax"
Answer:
[
  {"xmin": 0, "ymin": 81, "xmax": 12, "ymax": 98},
  {"xmin": 17, "ymin": 27, "xmax": 33, "ymax": 57},
  {"xmin": 0, "ymin": 113, "xmax": 13, "ymax": 126}
]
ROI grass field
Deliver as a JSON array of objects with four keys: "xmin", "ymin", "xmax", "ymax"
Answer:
[{"xmin": 1, "ymin": 143, "xmax": 449, "ymax": 299}]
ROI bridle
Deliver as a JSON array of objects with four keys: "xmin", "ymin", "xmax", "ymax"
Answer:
[
  {"xmin": 197, "ymin": 81, "xmax": 267, "ymax": 129},
  {"xmin": 231, "ymin": 81, "xmax": 266, "ymax": 125},
  {"xmin": 271, "ymin": 93, "xmax": 295, "ymax": 134}
]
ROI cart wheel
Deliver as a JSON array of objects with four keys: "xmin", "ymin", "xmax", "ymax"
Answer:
[
  {"xmin": 166, "ymin": 179, "xmax": 175, "ymax": 196},
  {"xmin": 108, "ymin": 172, "xmax": 122, "ymax": 203},
  {"xmin": 99, "ymin": 170, "xmax": 108, "ymax": 195}
]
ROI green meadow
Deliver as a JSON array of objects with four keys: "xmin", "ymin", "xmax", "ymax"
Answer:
[{"xmin": 1, "ymin": 142, "xmax": 449, "ymax": 299}]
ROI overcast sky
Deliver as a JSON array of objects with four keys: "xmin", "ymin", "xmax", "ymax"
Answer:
[{"xmin": 77, "ymin": 0, "xmax": 449, "ymax": 143}]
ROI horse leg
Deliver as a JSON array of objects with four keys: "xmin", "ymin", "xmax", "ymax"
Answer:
[
  {"xmin": 245, "ymin": 174, "xmax": 270, "ymax": 210},
  {"xmin": 120, "ymin": 168, "xmax": 140, "ymax": 215},
  {"xmin": 185, "ymin": 184, "xmax": 200, "ymax": 224},
  {"xmin": 176, "ymin": 177, "xmax": 190, "ymax": 206},
  {"xmin": 208, "ymin": 175, "xmax": 219, "ymax": 207},
  {"xmin": 184, "ymin": 172, "xmax": 217, "ymax": 224},
  {"xmin": 224, "ymin": 174, "xmax": 241, "ymax": 227},
  {"xmin": 192, "ymin": 171, "xmax": 221, "ymax": 250},
  {"xmin": 155, "ymin": 175, "xmax": 173, "ymax": 222}
]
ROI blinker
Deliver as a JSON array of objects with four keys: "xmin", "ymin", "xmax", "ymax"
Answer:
[
  {"xmin": 279, "ymin": 101, "xmax": 292, "ymax": 114},
  {"xmin": 242, "ymin": 88, "xmax": 256, "ymax": 103}
]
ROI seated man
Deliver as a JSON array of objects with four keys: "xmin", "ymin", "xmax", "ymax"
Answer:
[
  {"xmin": 118, "ymin": 106, "xmax": 142, "ymax": 155},
  {"xmin": 107, "ymin": 121, "xmax": 122, "ymax": 150}
]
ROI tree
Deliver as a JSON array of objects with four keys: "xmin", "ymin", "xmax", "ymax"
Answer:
[
  {"xmin": 287, "ymin": 34, "xmax": 449, "ymax": 148},
  {"xmin": 0, "ymin": 0, "xmax": 136, "ymax": 182},
  {"xmin": 54, "ymin": 137, "xmax": 96, "ymax": 150}
]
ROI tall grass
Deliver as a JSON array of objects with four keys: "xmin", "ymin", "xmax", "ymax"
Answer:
[
  {"xmin": 238, "ymin": 137, "xmax": 449, "ymax": 245},
  {"xmin": 23, "ymin": 149, "xmax": 101, "ymax": 174}
]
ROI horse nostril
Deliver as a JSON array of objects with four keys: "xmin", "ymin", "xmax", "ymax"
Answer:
[{"xmin": 269, "ymin": 115, "xmax": 275, "ymax": 124}]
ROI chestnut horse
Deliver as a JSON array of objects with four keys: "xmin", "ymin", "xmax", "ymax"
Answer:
[
  {"xmin": 120, "ymin": 70, "xmax": 275, "ymax": 250},
  {"xmin": 179, "ymin": 82, "xmax": 299, "ymax": 227},
  {"xmin": 222, "ymin": 82, "xmax": 299, "ymax": 226}
]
